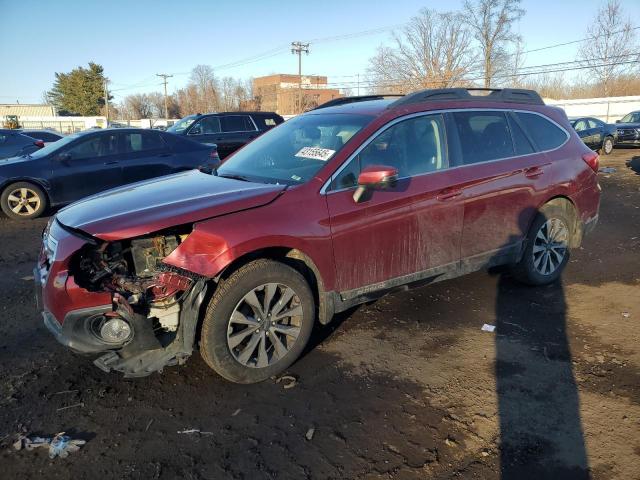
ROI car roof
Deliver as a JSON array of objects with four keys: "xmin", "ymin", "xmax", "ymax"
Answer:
[{"xmin": 306, "ymin": 99, "xmax": 395, "ymax": 116}]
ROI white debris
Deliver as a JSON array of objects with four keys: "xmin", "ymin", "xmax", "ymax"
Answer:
[{"xmin": 481, "ymin": 324, "xmax": 496, "ymax": 333}]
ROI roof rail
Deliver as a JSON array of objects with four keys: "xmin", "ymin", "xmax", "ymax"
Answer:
[
  {"xmin": 312, "ymin": 95, "xmax": 404, "ymax": 110},
  {"xmin": 388, "ymin": 88, "xmax": 544, "ymax": 109}
]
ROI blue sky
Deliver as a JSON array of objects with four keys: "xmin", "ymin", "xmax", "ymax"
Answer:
[{"xmin": 1, "ymin": 0, "xmax": 639, "ymax": 103}]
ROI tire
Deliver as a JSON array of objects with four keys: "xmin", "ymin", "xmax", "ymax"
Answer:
[
  {"xmin": 200, "ymin": 259, "xmax": 315, "ymax": 384},
  {"xmin": 1, "ymin": 182, "xmax": 47, "ymax": 220},
  {"xmin": 512, "ymin": 204, "xmax": 573, "ymax": 286},
  {"xmin": 602, "ymin": 136, "xmax": 614, "ymax": 155}
]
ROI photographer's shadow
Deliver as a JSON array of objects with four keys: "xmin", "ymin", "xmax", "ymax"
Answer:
[{"xmin": 492, "ymin": 209, "xmax": 590, "ymax": 479}]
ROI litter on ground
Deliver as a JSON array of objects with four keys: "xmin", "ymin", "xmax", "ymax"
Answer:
[{"xmin": 481, "ymin": 324, "xmax": 496, "ymax": 333}]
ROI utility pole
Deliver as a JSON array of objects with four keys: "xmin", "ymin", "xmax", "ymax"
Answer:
[
  {"xmin": 156, "ymin": 73, "xmax": 173, "ymax": 119},
  {"xmin": 103, "ymin": 78, "xmax": 110, "ymax": 126},
  {"xmin": 291, "ymin": 41, "xmax": 309, "ymax": 114}
]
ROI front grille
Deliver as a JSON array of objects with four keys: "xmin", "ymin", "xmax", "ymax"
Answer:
[{"xmin": 617, "ymin": 128, "xmax": 639, "ymax": 138}]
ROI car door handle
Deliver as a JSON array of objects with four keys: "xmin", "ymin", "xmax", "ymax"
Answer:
[
  {"xmin": 103, "ymin": 160, "xmax": 119, "ymax": 165},
  {"xmin": 158, "ymin": 153, "xmax": 172, "ymax": 157},
  {"xmin": 524, "ymin": 167, "xmax": 544, "ymax": 178},
  {"xmin": 436, "ymin": 188, "xmax": 462, "ymax": 201}
]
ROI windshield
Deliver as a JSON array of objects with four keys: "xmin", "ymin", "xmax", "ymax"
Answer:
[
  {"xmin": 28, "ymin": 131, "xmax": 85, "ymax": 158},
  {"xmin": 167, "ymin": 115, "xmax": 198, "ymax": 134},
  {"xmin": 620, "ymin": 112, "xmax": 640, "ymax": 123},
  {"xmin": 217, "ymin": 113, "xmax": 373, "ymax": 185}
]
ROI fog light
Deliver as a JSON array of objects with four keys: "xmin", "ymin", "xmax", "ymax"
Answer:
[{"xmin": 100, "ymin": 318, "xmax": 132, "ymax": 344}]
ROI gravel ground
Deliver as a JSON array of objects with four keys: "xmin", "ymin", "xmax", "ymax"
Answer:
[{"xmin": 0, "ymin": 149, "xmax": 638, "ymax": 480}]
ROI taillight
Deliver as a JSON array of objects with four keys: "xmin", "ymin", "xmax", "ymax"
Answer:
[
  {"xmin": 582, "ymin": 151, "xmax": 599, "ymax": 172},
  {"xmin": 34, "ymin": 140, "xmax": 45, "ymax": 148}
]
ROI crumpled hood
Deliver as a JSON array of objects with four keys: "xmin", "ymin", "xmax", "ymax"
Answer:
[{"xmin": 56, "ymin": 170, "xmax": 285, "ymax": 241}]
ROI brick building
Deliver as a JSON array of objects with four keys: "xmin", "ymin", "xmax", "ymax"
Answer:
[{"xmin": 252, "ymin": 74, "xmax": 342, "ymax": 115}]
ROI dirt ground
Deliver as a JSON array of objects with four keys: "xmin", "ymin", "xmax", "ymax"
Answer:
[{"xmin": 0, "ymin": 149, "xmax": 638, "ymax": 480}]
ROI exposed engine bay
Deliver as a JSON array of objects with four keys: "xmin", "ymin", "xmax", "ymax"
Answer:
[{"xmin": 69, "ymin": 231, "xmax": 208, "ymax": 377}]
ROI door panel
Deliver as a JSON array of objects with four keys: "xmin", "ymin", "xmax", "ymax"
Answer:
[
  {"xmin": 50, "ymin": 133, "xmax": 121, "ymax": 203},
  {"xmin": 119, "ymin": 131, "xmax": 173, "ymax": 183},
  {"xmin": 327, "ymin": 113, "xmax": 463, "ymax": 294}
]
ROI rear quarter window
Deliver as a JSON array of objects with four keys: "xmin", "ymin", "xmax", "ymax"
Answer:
[{"xmin": 515, "ymin": 112, "xmax": 568, "ymax": 151}]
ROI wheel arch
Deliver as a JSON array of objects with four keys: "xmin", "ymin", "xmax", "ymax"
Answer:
[
  {"xmin": 536, "ymin": 195, "xmax": 581, "ymax": 248},
  {"xmin": 213, "ymin": 246, "xmax": 334, "ymax": 325},
  {"xmin": 0, "ymin": 177, "xmax": 52, "ymax": 207}
]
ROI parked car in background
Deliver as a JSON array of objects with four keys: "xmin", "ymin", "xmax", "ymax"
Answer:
[
  {"xmin": 167, "ymin": 111, "xmax": 284, "ymax": 159},
  {"xmin": 0, "ymin": 128, "xmax": 45, "ymax": 160},
  {"xmin": 21, "ymin": 129, "xmax": 65, "ymax": 145},
  {"xmin": 37, "ymin": 88, "xmax": 600, "ymax": 384},
  {"xmin": 0, "ymin": 128, "xmax": 218, "ymax": 219},
  {"xmin": 615, "ymin": 111, "xmax": 640, "ymax": 146},
  {"xmin": 569, "ymin": 116, "xmax": 617, "ymax": 154}
]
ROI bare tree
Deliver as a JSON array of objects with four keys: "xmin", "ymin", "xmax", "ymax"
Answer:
[
  {"xmin": 577, "ymin": 0, "xmax": 639, "ymax": 97},
  {"xmin": 367, "ymin": 9, "xmax": 476, "ymax": 93},
  {"xmin": 463, "ymin": 0, "xmax": 525, "ymax": 87},
  {"xmin": 123, "ymin": 94, "xmax": 153, "ymax": 119},
  {"xmin": 189, "ymin": 64, "xmax": 220, "ymax": 112},
  {"xmin": 147, "ymin": 92, "xmax": 166, "ymax": 118}
]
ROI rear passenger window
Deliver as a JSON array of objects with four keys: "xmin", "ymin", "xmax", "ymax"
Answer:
[
  {"xmin": 508, "ymin": 115, "xmax": 535, "ymax": 155},
  {"xmin": 331, "ymin": 114, "xmax": 447, "ymax": 190},
  {"xmin": 123, "ymin": 131, "xmax": 165, "ymax": 152},
  {"xmin": 453, "ymin": 111, "xmax": 514, "ymax": 164},
  {"xmin": 221, "ymin": 115, "xmax": 255, "ymax": 132},
  {"xmin": 515, "ymin": 112, "xmax": 568, "ymax": 151}
]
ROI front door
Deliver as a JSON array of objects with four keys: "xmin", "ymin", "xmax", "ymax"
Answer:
[
  {"xmin": 51, "ymin": 132, "xmax": 122, "ymax": 203},
  {"xmin": 326, "ymin": 113, "xmax": 464, "ymax": 296}
]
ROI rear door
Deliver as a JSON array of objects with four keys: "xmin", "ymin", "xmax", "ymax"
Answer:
[
  {"xmin": 326, "ymin": 113, "xmax": 464, "ymax": 295},
  {"xmin": 216, "ymin": 115, "xmax": 260, "ymax": 159},
  {"xmin": 573, "ymin": 119, "xmax": 592, "ymax": 148},
  {"xmin": 451, "ymin": 110, "xmax": 557, "ymax": 268},
  {"xmin": 49, "ymin": 132, "xmax": 121, "ymax": 203},
  {"xmin": 587, "ymin": 118, "xmax": 604, "ymax": 148},
  {"xmin": 119, "ymin": 130, "xmax": 174, "ymax": 184}
]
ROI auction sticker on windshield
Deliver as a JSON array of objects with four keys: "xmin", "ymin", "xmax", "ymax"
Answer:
[{"xmin": 295, "ymin": 147, "xmax": 336, "ymax": 161}]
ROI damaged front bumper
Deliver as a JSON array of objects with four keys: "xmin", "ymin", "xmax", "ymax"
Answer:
[{"xmin": 36, "ymin": 218, "xmax": 209, "ymax": 377}]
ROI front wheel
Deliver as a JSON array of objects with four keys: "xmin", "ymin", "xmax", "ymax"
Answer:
[
  {"xmin": 512, "ymin": 205, "xmax": 573, "ymax": 286},
  {"xmin": 601, "ymin": 136, "xmax": 614, "ymax": 155},
  {"xmin": 200, "ymin": 259, "xmax": 315, "ymax": 384},
  {"xmin": 1, "ymin": 182, "xmax": 47, "ymax": 219}
]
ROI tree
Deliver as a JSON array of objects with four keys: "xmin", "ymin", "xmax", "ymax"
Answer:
[
  {"xmin": 122, "ymin": 94, "xmax": 153, "ymax": 119},
  {"xmin": 367, "ymin": 9, "xmax": 476, "ymax": 93},
  {"xmin": 47, "ymin": 62, "xmax": 110, "ymax": 116},
  {"xmin": 463, "ymin": 0, "xmax": 525, "ymax": 87},
  {"xmin": 577, "ymin": 0, "xmax": 639, "ymax": 97}
]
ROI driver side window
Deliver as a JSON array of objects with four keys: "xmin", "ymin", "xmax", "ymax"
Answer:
[
  {"xmin": 65, "ymin": 134, "xmax": 118, "ymax": 160},
  {"xmin": 189, "ymin": 116, "xmax": 221, "ymax": 135},
  {"xmin": 330, "ymin": 114, "xmax": 447, "ymax": 191}
]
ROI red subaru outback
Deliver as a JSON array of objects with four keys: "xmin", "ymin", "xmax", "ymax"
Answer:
[{"xmin": 37, "ymin": 88, "xmax": 600, "ymax": 383}]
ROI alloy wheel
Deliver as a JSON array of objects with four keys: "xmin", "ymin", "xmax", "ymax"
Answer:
[
  {"xmin": 6, "ymin": 187, "xmax": 41, "ymax": 216},
  {"xmin": 532, "ymin": 218, "xmax": 568, "ymax": 275},
  {"xmin": 227, "ymin": 283, "xmax": 303, "ymax": 368},
  {"xmin": 604, "ymin": 138, "xmax": 613, "ymax": 154}
]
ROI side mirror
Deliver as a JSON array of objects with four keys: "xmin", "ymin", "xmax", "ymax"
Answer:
[
  {"xmin": 353, "ymin": 165, "xmax": 399, "ymax": 203},
  {"xmin": 615, "ymin": 120, "xmax": 621, "ymax": 123},
  {"xmin": 56, "ymin": 152, "xmax": 71, "ymax": 162},
  {"xmin": 188, "ymin": 126, "xmax": 202, "ymax": 135}
]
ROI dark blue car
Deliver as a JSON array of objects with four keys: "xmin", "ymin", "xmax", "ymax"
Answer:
[
  {"xmin": 0, "ymin": 128, "xmax": 45, "ymax": 160},
  {"xmin": 0, "ymin": 128, "xmax": 218, "ymax": 219}
]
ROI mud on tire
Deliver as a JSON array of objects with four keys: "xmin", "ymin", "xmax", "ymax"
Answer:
[{"xmin": 200, "ymin": 259, "xmax": 315, "ymax": 384}]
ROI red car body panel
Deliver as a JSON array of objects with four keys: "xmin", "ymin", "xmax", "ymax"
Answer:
[
  {"xmin": 42, "ymin": 96, "xmax": 601, "ymax": 330},
  {"xmin": 55, "ymin": 170, "xmax": 285, "ymax": 241}
]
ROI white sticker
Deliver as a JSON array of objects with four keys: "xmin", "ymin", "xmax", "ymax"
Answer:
[{"xmin": 295, "ymin": 146, "xmax": 336, "ymax": 161}]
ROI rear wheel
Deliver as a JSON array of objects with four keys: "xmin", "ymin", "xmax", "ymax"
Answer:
[
  {"xmin": 602, "ymin": 136, "xmax": 614, "ymax": 155},
  {"xmin": 200, "ymin": 259, "xmax": 315, "ymax": 384},
  {"xmin": 512, "ymin": 204, "xmax": 573, "ymax": 285},
  {"xmin": 1, "ymin": 182, "xmax": 47, "ymax": 220}
]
